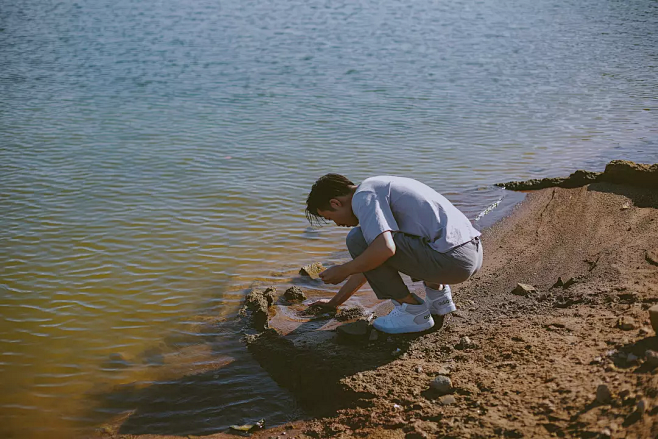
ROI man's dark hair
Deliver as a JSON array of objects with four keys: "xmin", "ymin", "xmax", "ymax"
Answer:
[{"xmin": 305, "ymin": 173, "xmax": 354, "ymax": 226}]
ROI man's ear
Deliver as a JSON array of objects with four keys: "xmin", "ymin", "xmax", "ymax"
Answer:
[{"xmin": 329, "ymin": 198, "xmax": 342, "ymax": 209}]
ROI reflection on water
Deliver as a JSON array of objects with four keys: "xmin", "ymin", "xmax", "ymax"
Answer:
[{"xmin": 1, "ymin": 0, "xmax": 657, "ymax": 436}]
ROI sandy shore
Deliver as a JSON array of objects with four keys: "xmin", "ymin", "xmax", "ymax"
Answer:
[{"xmin": 90, "ymin": 161, "xmax": 658, "ymax": 439}]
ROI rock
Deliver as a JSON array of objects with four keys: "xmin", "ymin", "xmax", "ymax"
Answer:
[
  {"xmin": 299, "ymin": 262, "xmax": 325, "ymax": 280},
  {"xmin": 436, "ymin": 366, "xmax": 451, "ymax": 375},
  {"xmin": 600, "ymin": 428, "xmax": 612, "ymax": 438},
  {"xmin": 646, "ymin": 250, "xmax": 658, "ymax": 266},
  {"xmin": 616, "ymin": 316, "xmax": 636, "ymax": 331},
  {"xmin": 391, "ymin": 348, "xmax": 402, "ymax": 357},
  {"xmin": 639, "ymin": 327, "xmax": 650, "ymax": 336},
  {"xmin": 626, "ymin": 353, "xmax": 639, "ymax": 363},
  {"xmin": 414, "ymin": 365, "xmax": 423, "ymax": 373},
  {"xmin": 241, "ymin": 287, "xmax": 277, "ymax": 331},
  {"xmin": 335, "ymin": 306, "xmax": 365, "ymax": 321},
  {"xmin": 439, "ymin": 395, "xmax": 456, "ymax": 405},
  {"xmin": 512, "ymin": 283, "xmax": 536, "ymax": 296},
  {"xmin": 552, "ymin": 277, "xmax": 576, "ymax": 289},
  {"xmin": 498, "ymin": 160, "xmax": 658, "ymax": 191},
  {"xmin": 455, "ymin": 336, "xmax": 478, "ymax": 350},
  {"xmin": 336, "ymin": 320, "xmax": 369, "ymax": 340},
  {"xmin": 430, "ymin": 375, "xmax": 453, "ymax": 395},
  {"xmin": 369, "ymin": 329, "xmax": 379, "ymax": 341},
  {"xmin": 244, "ymin": 287, "xmax": 277, "ymax": 309},
  {"xmin": 603, "ymin": 160, "xmax": 658, "ymax": 189},
  {"xmin": 649, "ymin": 305, "xmax": 658, "ymax": 334},
  {"xmin": 283, "ymin": 286, "xmax": 307, "ymax": 302},
  {"xmin": 496, "ymin": 170, "xmax": 602, "ymax": 191},
  {"xmin": 645, "ymin": 350, "xmax": 658, "ymax": 368},
  {"xmin": 636, "ymin": 399, "xmax": 647, "ymax": 415},
  {"xmin": 596, "ymin": 384, "xmax": 612, "ymax": 404}
]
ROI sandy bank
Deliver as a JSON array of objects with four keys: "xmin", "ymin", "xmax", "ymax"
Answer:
[{"xmin": 90, "ymin": 162, "xmax": 658, "ymax": 439}]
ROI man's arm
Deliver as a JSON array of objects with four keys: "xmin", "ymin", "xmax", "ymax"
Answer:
[
  {"xmin": 344, "ymin": 231, "xmax": 396, "ymax": 274},
  {"xmin": 325, "ymin": 273, "xmax": 367, "ymax": 307},
  {"xmin": 319, "ymin": 231, "xmax": 396, "ymax": 285}
]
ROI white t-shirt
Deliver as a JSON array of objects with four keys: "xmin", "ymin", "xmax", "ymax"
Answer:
[{"xmin": 351, "ymin": 176, "xmax": 481, "ymax": 253}]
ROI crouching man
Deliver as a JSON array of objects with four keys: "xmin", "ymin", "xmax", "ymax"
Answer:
[{"xmin": 305, "ymin": 174, "xmax": 483, "ymax": 334}]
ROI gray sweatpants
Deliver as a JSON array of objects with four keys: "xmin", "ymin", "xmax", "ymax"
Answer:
[{"xmin": 346, "ymin": 227, "xmax": 483, "ymax": 300}]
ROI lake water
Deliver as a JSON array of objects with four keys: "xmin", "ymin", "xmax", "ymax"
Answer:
[{"xmin": 1, "ymin": 0, "xmax": 656, "ymax": 436}]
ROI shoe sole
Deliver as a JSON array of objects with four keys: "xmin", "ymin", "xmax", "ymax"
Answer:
[{"xmin": 372, "ymin": 316, "xmax": 435, "ymax": 334}]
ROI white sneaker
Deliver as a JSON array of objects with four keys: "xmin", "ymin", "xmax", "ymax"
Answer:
[
  {"xmin": 426, "ymin": 285, "xmax": 457, "ymax": 316},
  {"xmin": 372, "ymin": 294, "xmax": 434, "ymax": 334}
]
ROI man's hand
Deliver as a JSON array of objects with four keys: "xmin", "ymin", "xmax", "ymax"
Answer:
[{"xmin": 319, "ymin": 264, "xmax": 350, "ymax": 285}]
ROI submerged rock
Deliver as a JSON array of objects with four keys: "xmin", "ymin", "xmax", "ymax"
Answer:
[
  {"xmin": 300, "ymin": 262, "xmax": 325, "ymax": 280},
  {"xmin": 283, "ymin": 286, "xmax": 307, "ymax": 302},
  {"xmin": 102, "ymin": 353, "xmax": 132, "ymax": 370}
]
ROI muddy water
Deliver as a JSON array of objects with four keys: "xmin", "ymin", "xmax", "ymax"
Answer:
[{"xmin": 1, "ymin": 0, "xmax": 657, "ymax": 436}]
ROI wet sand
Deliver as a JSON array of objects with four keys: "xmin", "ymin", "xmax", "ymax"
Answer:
[{"xmin": 88, "ymin": 161, "xmax": 658, "ymax": 439}]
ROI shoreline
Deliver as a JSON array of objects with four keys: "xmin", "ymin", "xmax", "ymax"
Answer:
[{"xmin": 89, "ymin": 161, "xmax": 658, "ymax": 439}]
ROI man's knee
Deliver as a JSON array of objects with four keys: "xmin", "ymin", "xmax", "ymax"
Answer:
[{"xmin": 346, "ymin": 227, "xmax": 367, "ymax": 257}]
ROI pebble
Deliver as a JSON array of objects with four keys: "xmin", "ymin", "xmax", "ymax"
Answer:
[
  {"xmin": 645, "ymin": 350, "xmax": 658, "ymax": 367},
  {"xmin": 414, "ymin": 365, "xmax": 423, "ymax": 374},
  {"xmin": 649, "ymin": 305, "xmax": 658, "ymax": 334},
  {"xmin": 436, "ymin": 366, "xmax": 451, "ymax": 375},
  {"xmin": 369, "ymin": 329, "xmax": 379, "ymax": 341},
  {"xmin": 636, "ymin": 399, "xmax": 646, "ymax": 415},
  {"xmin": 639, "ymin": 327, "xmax": 650, "ymax": 336},
  {"xmin": 430, "ymin": 375, "xmax": 453, "ymax": 395},
  {"xmin": 596, "ymin": 384, "xmax": 612, "ymax": 404},
  {"xmin": 512, "ymin": 283, "xmax": 536, "ymax": 296},
  {"xmin": 600, "ymin": 428, "xmax": 612, "ymax": 438},
  {"xmin": 626, "ymin": 353, "xmax": 639, "ymax": 363},
  {"xmin": 455, "ymin": 336, "xmax": 477, "ymax": 350},
  {"xmin": 391, "ymin": 348, "xmax": 402, "ymax": 357},
  {"xmin": 439, "ymin": 395, "xmax": 456, "ymax": 405},
  {"xmin": 617, "ymin": 316, "xmax": 636, "ymax": 331}
]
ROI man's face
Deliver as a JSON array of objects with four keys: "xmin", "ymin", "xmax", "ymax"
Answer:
[{"xmin": 318, "ymin": 199, "xmax": 359, "ymax": 227}]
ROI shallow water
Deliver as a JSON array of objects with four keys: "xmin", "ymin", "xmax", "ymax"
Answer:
[{"xmin": 1, "ymin": 0, "xmax": 657, "ymax": 436}]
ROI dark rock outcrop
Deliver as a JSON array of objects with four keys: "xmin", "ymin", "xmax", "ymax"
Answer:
[{"xmin": 497, "ymin": 160, "xmax": 658, "ymax": 191}]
